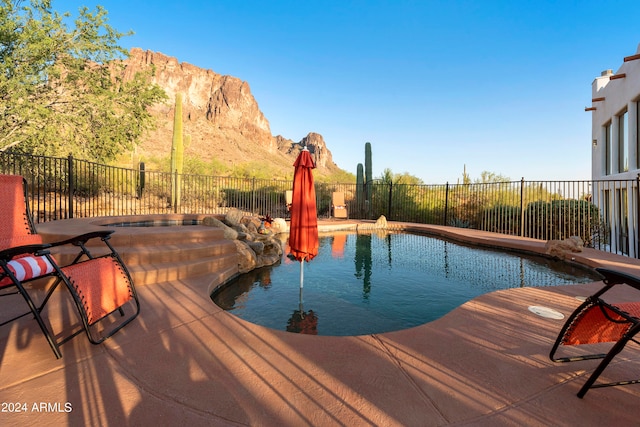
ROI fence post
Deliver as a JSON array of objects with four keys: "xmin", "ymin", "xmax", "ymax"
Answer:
[
  {"xmin": 520, "ymin": 177, "xmax": 525, "ymax": 236},
  {"xmin": 387, "ymin": 182, "xmax": 393, "ymax": 219},
  {"xmin": 444, "ymin": 182, "xmax": 449, "ymax": 226},
  {"xmin": 67, "ymin": 154, "xmax": 74, "ymax": 219},
  {"xmin": 137, "ymin": 162, "xmax": 145, "ymax": 199}
]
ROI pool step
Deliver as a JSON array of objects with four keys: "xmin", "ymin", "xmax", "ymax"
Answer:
[
  {"xmin": 120, "ymin": 240, "xmax": 234, "ymax": 265},
  {"xmin": 127, "ymin": 252, "xmax": 238, "ymax": 286},
  {"xmin": 45, "ymin": 224, "xmax": 239, "ymax": 287}
]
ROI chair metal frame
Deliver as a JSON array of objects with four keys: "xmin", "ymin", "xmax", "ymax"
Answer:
[
  {"xmin": 0, "ymin": 242, "xmax": 61, "ymax": 357},
  {"xmin": 550, "ymin": 267, "xmax": 640, "ymax": 398},
  {"xmin": 0, "ymin": 175, "xmax": 140, "ymax": 358}
]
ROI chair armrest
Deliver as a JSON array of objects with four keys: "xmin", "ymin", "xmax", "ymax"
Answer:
[
  {"xmin": 48, "ymin": 230, "xmax": 115, "ymax": 248},
  {"xmin": 0, "ymin": 243, "xmax": 52, "ymax": 261},
  {"xmin": 594, "ymin": 267, "xmax": 640, "ymax": 292}
]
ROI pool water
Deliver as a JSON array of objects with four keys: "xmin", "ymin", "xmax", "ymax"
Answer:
[{"xmin": 211, "ymin": 232, "xmax": 600, "ymax": 336}]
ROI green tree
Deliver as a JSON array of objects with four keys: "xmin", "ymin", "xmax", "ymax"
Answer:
[
  {"xmin": 378, "ymin": 168, "xmax": 423, "ymax": 185},
  {"xmin": 379, "ymin": 168, "xmax": 394, "ymax": 185},
  {"xmin": 0, "ymin": 0, "xmax": 166, "ymax": 161},
  {"xmin": 393, "ymin": 172, "xmax": 424, "ymax": 185},
  {"xmin": 476, "ymin": 170, "xmax": 511, "ymax": 183}
]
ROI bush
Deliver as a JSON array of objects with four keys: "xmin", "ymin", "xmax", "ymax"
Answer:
[
  {"xmin": 524, "ymin": 199, "xmax": 600, "ymax": 245},
  {"xmin": 480, "ymin": 204, "xmax": 521, "ymax": 235}
]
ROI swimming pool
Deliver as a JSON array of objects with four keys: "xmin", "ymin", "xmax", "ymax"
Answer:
[{"xmin": 211, "ymin": 231, "xmax": 600, "ymax": 336}]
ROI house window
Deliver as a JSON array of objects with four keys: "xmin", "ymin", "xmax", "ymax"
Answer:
[
  {"xmin": 619, "ymin": 110, "xmax": 629, "ymax": 172},
  {"xmin": 605, "ymin": 122, "xmax": 612, "ymax": 175}
]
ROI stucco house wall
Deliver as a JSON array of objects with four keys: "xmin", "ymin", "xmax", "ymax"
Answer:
[{"xmin": 590, "ymin": 43, "xmax": 640, "ymax": 256}]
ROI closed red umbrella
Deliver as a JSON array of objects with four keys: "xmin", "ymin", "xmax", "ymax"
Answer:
[{"xmin": 289, "ymin": 147, "xmax": 319, "ymax": 289}]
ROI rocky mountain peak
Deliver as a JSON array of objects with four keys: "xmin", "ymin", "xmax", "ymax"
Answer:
[
  {"xmin": 274, "ymin": 132, "xmax": 333, "ymax": 169},
  {"xmin": 117, "ymin": 48, "xmax": 338, "ymax": 176}
]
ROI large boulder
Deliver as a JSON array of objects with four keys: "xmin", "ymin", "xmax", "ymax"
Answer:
[
  {"xmin": 225, "ymin": 209, "xmax": 245, "ymax": 227},
  {"xmin": 260, "ymin": 237, "xmax": 283, "ymax": 266},
  {"xmin": 358, "ymin": 215, "xmax": 388, "ymax": 230},
  {"xmin": 545, "ymin": 236, "xmax": 584, "ymax": 258},
  {"xmin": 234, "ymin": 240, "xmax": 258, "ymax": 273},
  {"xmin": 270, "ymin": 218, "xmax": 288, "ymax": 234},
  {"xmin": 202, "ymin": 216, "xmax": 238, "ymax": 240},
  {"xmin": 374, "ymin": 215, "xmax": 388, "ymax": 228},
  {"xmin": 248, "ymin": 241, "xmax": 265, "ymax": 255}
]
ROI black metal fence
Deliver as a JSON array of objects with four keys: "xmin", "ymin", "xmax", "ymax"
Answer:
[{"xmin": 1, "ymin": 151, "xmax": 638, "ymax": 257}]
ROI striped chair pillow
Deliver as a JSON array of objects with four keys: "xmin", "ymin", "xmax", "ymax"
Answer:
[{"xmin": 1, "ymin": 255, "xmax": 55, "ymax": 287}]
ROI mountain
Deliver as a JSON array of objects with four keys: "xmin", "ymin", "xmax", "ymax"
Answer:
[{"xmin": 117, "ymin": 48, "xmax": 344, "ymax": 179}]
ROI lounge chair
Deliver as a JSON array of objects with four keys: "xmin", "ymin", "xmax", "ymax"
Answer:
[
  {"xmin": 0, "ymin": 174, "xmax": 140, "ymax": 358},
  {"xmin": 331, "ymin": 192, "xmax": 348, "ymax": 219},
  {"xmin": 550, "ymin": 267, "xmax": 640, "ymax": 397}
]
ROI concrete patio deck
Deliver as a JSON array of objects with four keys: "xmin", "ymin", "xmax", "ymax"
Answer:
[{"xmin": 3, "ymin": 220, "xmax": 640, "ymax": 426}]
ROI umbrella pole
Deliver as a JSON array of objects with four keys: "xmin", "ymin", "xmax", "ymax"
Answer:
[
  {"xmin": 299, "ymin": 260, "xmax": 304, "ymax": 289},
  {"xmin": 299, "ymin": 286, "xmax": 304, "ymax": 309}
]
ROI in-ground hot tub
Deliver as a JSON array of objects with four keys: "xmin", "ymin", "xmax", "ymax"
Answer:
[
  {"xmin": 38, "ymin": 214, "xmax": 221, "ymax": 244},
  {"xmin": 102, "ymin": 218, "xmax": 203, "ymax": 227}
]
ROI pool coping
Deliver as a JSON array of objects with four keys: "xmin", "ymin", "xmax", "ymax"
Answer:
[{"xmin": 3, "ymin": 219, "xmax": 640, "ymax": 425}]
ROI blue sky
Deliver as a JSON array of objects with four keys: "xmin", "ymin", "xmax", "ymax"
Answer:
[{"xmin": 62, "ymin": 0, "xmax": 640, "ymax": 183}]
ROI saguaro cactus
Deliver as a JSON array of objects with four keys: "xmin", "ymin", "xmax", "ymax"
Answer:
[
  {"xmin": 364, "ymin": 142, "xmax": 372, "ymax": 216},
  {"xmin": 356, "ymin": 163, "xmax": 364, "ymax": 215},
  {"xmin": 170, "ymin": 93, "xmax": 184, "ymax": 210},
  {"xmin": 365, "ymin": 142, "xmax": 372, "ymax": 185}
]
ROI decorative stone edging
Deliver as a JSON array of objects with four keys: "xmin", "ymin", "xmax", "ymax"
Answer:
[{"xmin": 202, "ymin": 209, "xmax": 285, "ymax": 273}]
